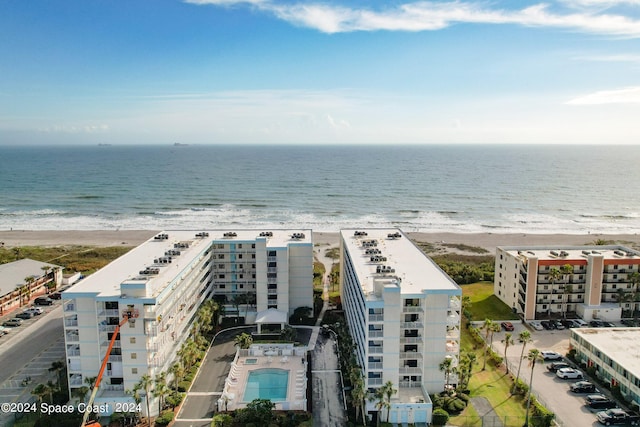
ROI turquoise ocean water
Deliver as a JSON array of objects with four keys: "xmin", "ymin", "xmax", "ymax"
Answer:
[{"xmin": 0, "ymin": 144, "xmax": 639, "ymax": 234}]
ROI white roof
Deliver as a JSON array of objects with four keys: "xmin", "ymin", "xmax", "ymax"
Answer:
[
  {"xmin": 341, "ymin": 229, "xmax": 459, "ymax": 297},
  {"xmin": 0, "ymin": 259, "xmax": 60, "ymax": 297},
  {"xmin": 572, "ymin": 328, "xmax": 640, "ymax": 381},
  {"xmin": 63, "ymin": 229, "xmax": 311, "ymax": 299},
  {"xmin": 499, "ymin": 245, "xmax": 640, "ymax": 262}
]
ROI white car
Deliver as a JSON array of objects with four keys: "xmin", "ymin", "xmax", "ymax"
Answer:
[
  {"xmin": 25, "ymin": 307, "xmax": 43, "ymax": 315},
  {"xmin": 541, "ymin": 351, "xmax": 563, "ymax": 360},
  {"xmin": 529, "ymin": 321, "xmax": 543, "ymax": 331},
  {"xmin": 556, "ymin": 368, "xmax": 583, "ymax": 379}
]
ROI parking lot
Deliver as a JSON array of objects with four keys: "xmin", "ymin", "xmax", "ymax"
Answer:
[{"xmin": 491, "ymin": 321, "xmax": 630, "ymax": 427}]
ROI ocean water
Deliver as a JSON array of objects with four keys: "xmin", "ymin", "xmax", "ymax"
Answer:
[{"xmin": 0, "ymin": 144, "xmax": 639, "ymax": 234}]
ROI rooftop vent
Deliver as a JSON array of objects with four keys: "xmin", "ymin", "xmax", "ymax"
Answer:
[
  {"xmin": 550, "ymin": 250, "xmax": 559, "ymax": 257},
  {"xmin": 154, "ymin": 233, "xmax": 169, "ymax": 240},
  {"xmin": 174, "ymin": 242, "xmax": 190, "ymax": 249},
  {"xmin": 560, "ymin": 251, "xmax": 569, "ymax": 257},
  {"xmin": 259, "ymin": 231, "xmax": 273, "ymax": 237},
  {"xmin": 154, "ymin": 256, "xmax": 172, "ymax": 264},
  {"xmin": 582, "ymin": 250, "xmax": 591, "ymax": 255},
  {"xmin": 223, "ymin": 232, "xmax": 237, "ymax": 238},
  {"xmin": 354, "ymin": 231, "xmax": 368, "ymax": 237},
  {"xmin": 195, "ymin": 232, "xmax": 209, "ymax": 238},
  {"xmin": 387, "ymin": 232, "xmax": 402, "ymax": 239},
  {"xmin": 376, "ymin": 265, "xmax": 395, "ymax": 274},
  {"xmin": 292, "ymin": 232, "xmax": 306, "ymax": 239},
  {"xmin": 370, "ymin": 256, "xmax": 388, "ymax": 263},
  {"xmin": 139, "ymin": 267, "xmax": 160, "ymax": 275},
  {"xmin": 365, "ymin": 248, "xmax": 382, "ymax": 255},
  {"xmin": 165, "ymin": 249, "xmax": 181, "ymax": 256},
  {"xmin": 614, "ymin": 250, "xmax": 626, "ymax": 257},
  {"xmin": 362, "ymin": 240, "xmax": 378, "ymax": 248}
]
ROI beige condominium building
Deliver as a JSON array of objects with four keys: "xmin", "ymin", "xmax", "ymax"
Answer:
[
  {"xmin": 62, "ymin": 229, "xmax": 313, "ymax": 416},
  {"xmin": 495, "ymin": 245, "xmax": 640, "ymax": 321},
  {"xmin": 340, "ymin": 229, "xmax": 461, "ymax": 425}
]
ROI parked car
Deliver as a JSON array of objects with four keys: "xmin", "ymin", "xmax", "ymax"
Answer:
[
  {"xmin": 621, "ymin": 319, "xmax": 639, "ymax": 327},
  {"xmin": 596, "ymin": 408, "xmax": 640, "ymax": 425},
  {"xmin": 590, "ymin": 320, "xmax": 605, "ymax": 328},
  {"xmin": 14, "ymin": 311, "xmax": 34, "ymax": 319},
  {"xmin": 501, "ymin": 321, "xmax": 515, "ymax": 331},
  {"xmin": 0, "ymin": 326, "xmax": 8, "ymax": 336},
  {"xmin": 554, "ymin": 320, "xmax": 566, "ymax": 330},
  {"xmin": 586, "ymin": 394, "xmax": 618, "ymax": 411},
  {"xmin": 541, "ymin": 351, "xmax": 563, "ymax": 361},
  {"xmin": 603, "ymin": 321, "xmax": 617, "ymax": 328},
  {"xmin": 34, "ymin": 297, "xmax": 53, "ymax": 306},
  {"xmin": 571, "ymin": 381, "xmax": 597, "ymax": 393},
  {"xmin": 556, "ymin": 368, "xmax": 583, "ymax": 379},
  {"xmin": 547, "ymin": 362, "xmax": 570, "ymax": 373},
  {"xmin": 48, "ymin": 292, "xmax": 62, "ymax": 300},
  {"xmin": 2, "ymin": 318, "xmax": 23, "ymax": 327},
  {"xmin": 541, "ymin": 320, "xmax": 555, "ymax": 330},
  {"xmin": 561, "ymin": 319, "xmax": 578, "ymax": 328},
  {"xmin": 25, "ymin": 307, "xmax": 43, "ymax": 315},
  {"xmin": 529, "ymin": 321, "xmax": 544, "ymax": 331},
  {"xmin": 573, "ymin": 319, "xmax": 589, "ymax": 327}
]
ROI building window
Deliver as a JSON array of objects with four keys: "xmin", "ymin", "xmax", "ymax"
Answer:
[
  {"xmin": 238, "ymin": 254, "xmax": 243, "ymax": 259},
  {"xmin": 218, "ymin": 254, "xmax": 225, "ymax": 259},
  {"xmin": 252, "ymin": 274, "xmax": 256, "ymax": 279},
  {"xmin": 239, "ymin": 264, "xmax": 243, "ymax": 269},
  {"xmin": 251, "ymin": 244, "xmax": 255, "ymax": 248},
  {"xmin": 238, "ymin": 244, "xmax": 242, "ymax": 249},
  {"xmin": 217, "ymin": 244, "xmax": 224, "ymax": 249},
  {"xmin": 130, "ymin": 337, "xmax": 136, "ymax": 344},
  {"xmin": 268, "ymin": 251, "xmax": 276, "ymax": 257},
  {"xmin": 240, "ymin": 274, "xmax": 244, "ymax": 279},
  {"xmin": 252, "ymin": 254, "xmax": 256, "ymax": 259},
  {"xmin": 131, "ymin": 353, "xmax": 137, "ymax": 360},
  {"xmin": 219, "ymin": 274, "xmax": 225, "ymax": 279},
  {"xmin": 132, "ymin": 368, "xmax": 138, "ymax": 374},
  {"xmin": 218, "ymin": 264, "xmax": 224, "ymax": 269}
]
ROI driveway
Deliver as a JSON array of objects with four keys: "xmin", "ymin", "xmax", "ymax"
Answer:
[
  {"xmin": 174, "ymin": 327, "xmax": 252, "ymax": 427},
  {"xmin": 311, "ymin": 329, "xmax": 346, "ymax": 427},
  {"xmin": 491, "ymin": 324, "xmax": 600, "ymax": 427}
]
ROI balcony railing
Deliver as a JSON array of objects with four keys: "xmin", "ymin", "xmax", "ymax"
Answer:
[
  {"xmin": 369, "ymin": 314, "xmax": 384, "ymax": 322},
  {"xmin": 400, "ymin": 351, "xmax": 422, "ymax": 359},
  {"xmin": 65, "ymin": 335, "xmax": 79, "ymax": 342},
  {"xmin": 368, "ymin": 330, "xmax": 384, "ymax": 338},
  {"xmin": 400, "ymin": 336, "xmax": 422, "ymax": 344},
  {"xmin": 99, "ymin": 324, "xmax": 118, "ymax": 332},
  {"xmin": 65, "ymin": 319, "xmax": 78, "ymax": 327},
  {"xmin": 64, "ymin": 303, "xmax": 76, "ymax": 312},
  {"xmin": 368, "ymin": 347, "xmax": 384, "ymax": 354},
  {"xmin": 67, "ymin": 350, "xmax": 81, "ymax": 357},
  {"xmin": 368, "ymin": 362, "xmax": 383, "ymax": 370},
  {"xmin": 399, "ymin": 367, "xmax": 423, "ymax": 374},
  {"xmin": 401, "ymin": 321, "xmax": 423, "ymax": 329},
  {"xmin": 368, "ymin": 378, "xmax": 383, "ymax": 386},
  {"xmin": 402, "ymin": 306, "xmax": 423, "ymax": 313},
  {"xmin": 109, "ymin": 355, "xmax": 122, "ymax": 362},
  {"xmin": 98, "ymin": 309, "xmax": 120, "ymax": 317}
]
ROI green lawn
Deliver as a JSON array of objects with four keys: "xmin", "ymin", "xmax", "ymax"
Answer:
[{"xmin": 463, "ymin": 281, "xmax": 519, "ymax": 321}]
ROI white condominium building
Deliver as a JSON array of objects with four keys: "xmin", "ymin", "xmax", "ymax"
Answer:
[
  {"xmin": 340, "ymin": 229, "xmax": 462, "ymax": 425},
  {"xmin": 495, "ymin": 245, "xmax": 640, "ymax": 321},
  {"xmin": 62, "ymin": 229, "xmax": 313, "ymax": 416}
]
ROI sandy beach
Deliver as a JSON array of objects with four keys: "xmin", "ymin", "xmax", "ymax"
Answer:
[{"xmin": 0, "ymin": 230, "xmax": 639, "ymax": 255}]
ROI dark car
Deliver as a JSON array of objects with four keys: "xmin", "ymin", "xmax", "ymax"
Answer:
[
  {"xmin": 501, "ymin": 322, "xmax": 515, "ymax": 331},
  {"xmin": 561, "ymin": 319, "xmax": 577, "ymax": 328},
  {"xmin": 2, "ymin": 318, "xmax": 23, "ymax": 327},
  {"xmin": 585, "ymin": 394, "xmax": 617, "ymax": 410},
  {"xmin": 34, "ymin": 297, "xmax": 53, "ymax": 306},
  {"xmin": 541, "ymin": 320, "xmax": 555, "ymax": 330},
  {"xmin": 14, "ymin": 311, "xmax": 34, "ymax": 319},
  {"xmin": 596, "ymin": 408, "xmax": 640, "ymax": 425},
  {"xmin": 590, "ymin": 320, "xmax": 605, "ymax": 328},
  {"xmin": 48, "ymin": 292, "xmax": 62, "ymax": 300},
  {"xmin": 570, "ymin": 381, "xmax": 596, "ymax": 393},
  {"xmin": 547, "ymin": 361, "xmax": 570, "ymax": 373}
]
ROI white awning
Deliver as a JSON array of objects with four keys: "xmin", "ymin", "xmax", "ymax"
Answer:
[{"xmin": 255, "ymin": 308, "xmax": 288, "ymax": 324}]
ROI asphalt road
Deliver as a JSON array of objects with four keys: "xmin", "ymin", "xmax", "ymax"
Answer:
[
  {"xmin": 311, "ymin": 330, "xmax": 346, "ymax": 427},
  {"xmin": 0, "ymin": 304, "xmax": 64, "ymax": 384}
]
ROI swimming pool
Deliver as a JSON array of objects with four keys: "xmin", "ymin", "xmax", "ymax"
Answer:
[
  {"xmin": 245, "ymin": 358, "xmax": 258, "ymax": 365},
  {"xmin": 243, "ymin": 369, "xmax": 289, "ymax": 402}
]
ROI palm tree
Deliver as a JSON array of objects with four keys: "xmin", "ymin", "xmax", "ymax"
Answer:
[
  {"xmin": 524, "ymin": 349, "xmax": 543, "ymax": 427},
  {"xmin": 615, "ymin": 288, "xmax": 632, "ymax": 316},
  {"xmin": 481, "ymin": 318, "xmax": 495, "ymax": 370},
  {"xmin": 439, "ymin": 357, "xmax": 454, "ymax": 391},
  {"xmin": 464, "ymin": 352, "xmax": 477, "ymax": 390},
  {"xmin": 482, "ymin": 320, "xmax": 501, "ymax": 370},
  {"xmin": 381, "ymin": 380, "xmax": 397, "ymax": 423},
  {"xmin": 560, "ymin": 264, "xmax": 574, "ymax": 318},
  {"xmin": 351, "ymin": 374, "xmax": 367, "ymax": 426},
  {"xmin": 234, "ymin": 332, "xmax": 253, "ymax": 349},
  {"xmin": 49, "ymin": 360, "xmax": 66, "ymax": 386},
  {"xmin": 136, "ymin": 374, "xmax": 153, "ymax": 425},
  {"xmin": 501, "ymin": 332, "xmax": 514, "ymax": 375},
  {"xmin": 169, "ymin": 362, "xmax": 186, "ymax": 390},
  {"xmin": 152, "ymin": 372, "xmax": 170, "ymax": 415},
  {"xmin": 72, "ymin": 385, "xmax": 89, "ymax": 403},
  {"xmin": 512, "ymin": 330, "xmax": 532, "ymax": 395},
  {"xmin": 31, "ymin": 383, "xmax": 49, "ymax": 417},
  {"xmin": 548, "ymin": 268, "xmax": 562, "ymax": 317},
  {"xmin": 369, "ymin": 387, "xmax": 388, "ymax": 427}
]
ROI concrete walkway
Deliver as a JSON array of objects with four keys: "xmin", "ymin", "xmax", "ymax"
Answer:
[{"xmin": 470, "ymin": 396, "xmax": 505, "ymax": 427}]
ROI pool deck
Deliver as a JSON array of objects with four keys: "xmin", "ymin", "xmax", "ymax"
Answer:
[{"xmin": 220, "ymin": 344, "xmax": 308, "ymax": 411}]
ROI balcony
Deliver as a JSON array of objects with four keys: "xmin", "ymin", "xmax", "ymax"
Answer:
[
  {"xmin": 101, "ymin": 340, "xmax": 121, "ymax": 348},
  {"xmin": 369, "ymin": 314, "xmax": 384, "ymax": 322},
  {"xmin": 368, "ymin": 362, "xmax": 383, "ymax": 370},
  {"xmin": 368, "ymin": 378, "xmax": 383, "ymax": 386},
  {"xmin": 65, "ymin": 334, "xmax": 79, "ymax": 342},
  {"xmin": 64, "ymin": 319, "xmax": 78, "ymax": 327},
  {"xmin": 63, "ymin": 303, "xmax": 76, "ymax": 312},
  {"xmin": 369, "ymin": 330, "xmax": 384, "ymax": 338},
  {"xmin": 143, "ymin": 306, "xmax": 156, "ymax": 319},
  {"xmin": 98, "ymin": 309, "xmax": 120, "ymax": 317},
  {"xmin": 399, "ymin": 367, "xmax": 423, "ymax": 374},
  {"xmin": 401, "ymin": 321, "xmax": 423, "ymax": 329},
  {"xmin": 368, "ymin": 347, "xmax": 384, "ymax": 354},
  {"xmin": 400, "ymin": 351, "xmax": 422, "ymax": 359},
  {"xmin": 400, "ymin": 336, "xmax": 422, "ymax": 344},
  {"xmin": 446, "ymin": 341, "xmax": 459, "ymax": 353},
  {"xmin": 99, "ymin": 324, "xmax": 118, "ymax": 333},
  {"xmin": 108, "ymin": 355, "xmax": 122, "ymax": 362},
  {"xmin": 402, "ymin": 306, "xmax": 423, "ymax": 313},
  {"xmin": 67, "ymin": 349, "xmax": 81, "ymax": 357},
  {"xmin": 268, "ymin": 288, "xmax": 278, "ymax": 295}
]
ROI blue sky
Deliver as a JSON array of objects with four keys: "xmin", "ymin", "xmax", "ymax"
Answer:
[{"xmin": 1, "ymin": 0, "xmax": 640, "ymax": 145}]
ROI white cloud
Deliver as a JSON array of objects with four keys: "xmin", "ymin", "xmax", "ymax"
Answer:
[
  {"xmin": 566, "ymin": 86, "xmax": 640, "ymax": 104},
  {"xmin": 39, "ymin": 124, "xmax": 110, "ymax": 133},
  {"xmin": 185, "ymin": 0, "xmax": 640, "ymax": 37}
]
